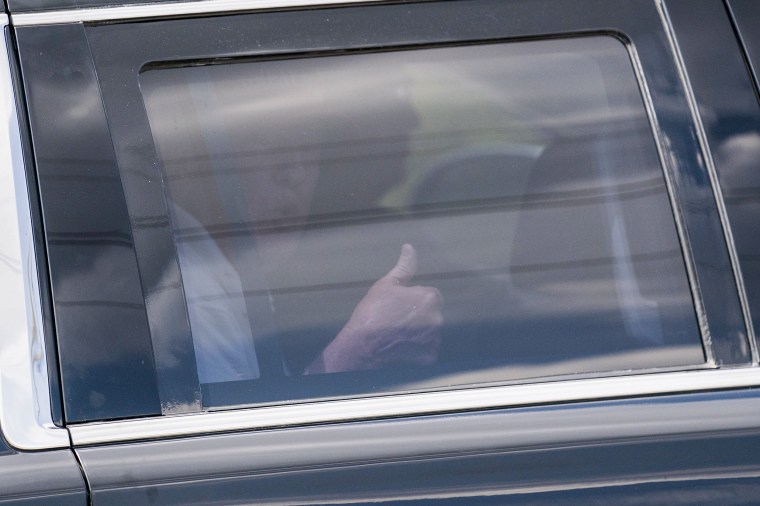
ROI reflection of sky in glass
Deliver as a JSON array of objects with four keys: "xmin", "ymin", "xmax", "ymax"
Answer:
[
  {"xmin": 141, "ymin": 37, "xmax": 651, "ymax": 225},
  {"xmin": 140, "ymin": 36, "xmax": 703, "ymax": 400},
  {"xmin": 141, "ymin": 38, "xmax": 643, "ymax": 162}
]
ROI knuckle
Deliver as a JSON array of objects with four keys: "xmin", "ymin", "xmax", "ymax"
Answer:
[{"xmin": 417, "ymin": 286, "xmax": 442, "ymax": 307}]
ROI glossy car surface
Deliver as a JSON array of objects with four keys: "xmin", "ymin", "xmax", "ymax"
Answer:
[{"xmin": 0, "ymin": 0, "xmax": 759, "ymax": 504}]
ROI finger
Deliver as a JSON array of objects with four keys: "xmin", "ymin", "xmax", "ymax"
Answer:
[{"xmin": 385, "ymin": 243, "xmax": 418, "ymax": 285}]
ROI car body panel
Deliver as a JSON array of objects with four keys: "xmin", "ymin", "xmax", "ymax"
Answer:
[
  {"xmin": 3, "ymin": 0, "xmax": 760, "ymax": 503},
  {"xmin": 0, "ymin": 447, "xmax": 85, "ymax": 505},
  {"xmin": 78, "ymin": 389, "xmax": 760, "ymax": 504}
]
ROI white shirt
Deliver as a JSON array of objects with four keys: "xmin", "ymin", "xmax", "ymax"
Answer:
[{"xmin": 172, "ymin": 206, "xmax": 260, "ymax": 384}]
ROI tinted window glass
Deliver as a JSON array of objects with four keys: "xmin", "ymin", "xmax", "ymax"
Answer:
[
  {"xmin": 140, "ymin": 36, "xmax": 703, "ymax": 408},
  {"xmin": 668, "ymin": 0, "xmax": 760, "ymax": 354},
  {"xmin": 729, "ymin": 0, "xmax": 760, "ymax": 89},
  {"xmin": 724, "ymin": 0, "xmax": 760, "ymax": 342}
]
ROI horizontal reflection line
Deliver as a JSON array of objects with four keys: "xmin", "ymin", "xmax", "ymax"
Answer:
[
  {"xmin": 184, "ymin": 249, "xmax": 683, "ymax": 302},
  {"xmin": 48, "ymin": 231, "xmax": 133, "ymax": 247},
  {"xmin": 175, "ymin": 181, "xmax": 666, "ymax": 241},
  {"xmin": 510, "ymin": 249, "xmax": 682, "ymax": 275},
  {"xmin": 160, "ymin": 128, "xmax": 511, "ymax": 175},
  {"xmin": 48, "ymin": 239, "xmax": 134, "ymax": 248},
  {"xmin": 55, "ymin": 300, "xmax": 144, "ymax": 310},
  {"xmin": 41, "ymin": 175, "xmax": 122, "ymax": 184}
]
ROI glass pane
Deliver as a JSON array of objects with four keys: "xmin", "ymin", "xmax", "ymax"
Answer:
[
  {"xmin": 140, "ymin": 36, "xmax": 704, "ymax": 408},
  {"xmin": 723, "ymin": 0, "xmax": 760, "ymax": 344}
]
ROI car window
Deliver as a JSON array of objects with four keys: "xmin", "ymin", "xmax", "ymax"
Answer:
[
  {"xmin": 728, "ymin": 0, "xmax": 760, "ymax": 88},
  {"xmin": 723, "ymin": 0, "xmax": 760, "ymax": 343},
  {"xmin": 667, "ymin": 0, "xmax": 760, "ymax": 355},
  {"xmin": 139, "ymin": 36, "xmax": 704, "ymax": 408}
]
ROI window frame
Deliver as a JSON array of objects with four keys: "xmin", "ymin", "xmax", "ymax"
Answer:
[
  {"xmin": 0, "ymin": 16, "xmax": 68, "ymax": 450},
  {"xmin": 142, "ymin": 34, "xmax": 708, "ymax": 406},
  {"xmin": 10, "ymin": 0, "xmax": 756, "ymax": 440}
]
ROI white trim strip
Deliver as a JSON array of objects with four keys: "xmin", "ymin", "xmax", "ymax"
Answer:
[
  {"xmin": 70, "ymin": 367, "xmax": 760, "ymax": 446},
  {"xmin": 0, "ymin": 21, "xmax": 70, "ymax": 450},
  {"xmin": 11, "ymin": 0, "xmax": 385, "ymax": 26}
]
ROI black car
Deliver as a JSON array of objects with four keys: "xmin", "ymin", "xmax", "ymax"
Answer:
[{"xmin": 2, "ymin": 0, "xmax": 760, "ymax": 504}]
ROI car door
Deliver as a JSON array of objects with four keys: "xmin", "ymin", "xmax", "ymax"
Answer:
[{"xmin": 7, "ymin": 0, "xmax": 760, "ymax": 503}]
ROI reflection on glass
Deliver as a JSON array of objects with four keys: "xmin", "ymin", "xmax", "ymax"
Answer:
[{"xmin": 141, "ymin": 36, "xmax": 704, "ymax": 407}]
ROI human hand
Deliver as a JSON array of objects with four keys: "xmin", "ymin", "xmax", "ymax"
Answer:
[{"xmin": 305, "ymin": 244, "xmax": 442, "ymax": 374}]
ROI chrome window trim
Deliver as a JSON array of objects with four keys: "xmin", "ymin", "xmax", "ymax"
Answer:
[
  {"xmin": 70, "ymin": 367, "xmax": 760, "ymax": 445},
  {"xmin": 10, "ymin": 0, "xmax": 386, "ymax": 26},
  {"xmin": 625, "ymin": 27, "xmax": 716, "ymax": 365},
  {"xmin": 0, "ymin": 20, "xmax": 70, "ymax": 450},
  {"xmin": 659, "ymin": 0, "xmax": 758, "ymax": 363}
]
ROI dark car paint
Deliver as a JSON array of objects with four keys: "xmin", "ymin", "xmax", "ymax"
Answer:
[
  {"xmin": 5, "ymin": 24, "xmax": 66, "ymax": 428},
  {"xmin": 1, "ymin": 0, "xmax": 760, "ymax": 504},
  {"xmin": 78, "ymin": 389, "xmax": 760, "ymax": 504},
  {"xmin": 0, "ymin": 434, "xmax": 9, "ymax": 456},
  {"xmin": 0, "ymin": 449, "xmax": 86, "ymax": 505},
  {"xmin": 0, "ymin": 430, "xmax": 84, "ymax": 504},
  {"xmin": 14, "ymin": 21, "xmax": 163, "ymax": 422}
]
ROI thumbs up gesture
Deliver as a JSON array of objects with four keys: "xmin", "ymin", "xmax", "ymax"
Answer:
[{"xmin": 305, "ymin": 244, "xmax": 443, "ymax": 374}]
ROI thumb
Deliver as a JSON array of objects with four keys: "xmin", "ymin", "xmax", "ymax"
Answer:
[{"xmin": 385, "ymin": 243, "xmax": 417, "ymax": 285}]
